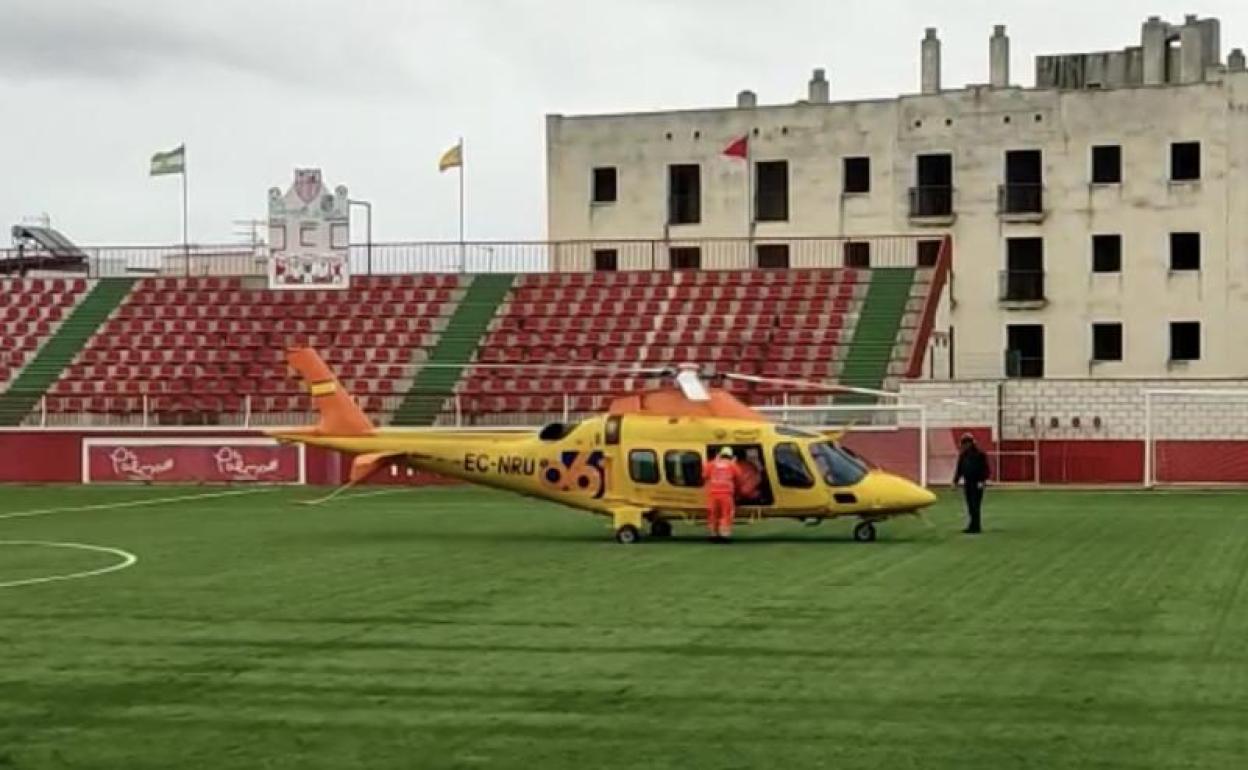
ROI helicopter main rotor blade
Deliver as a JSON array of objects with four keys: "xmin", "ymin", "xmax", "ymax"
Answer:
[{"xmin": 722, "ymin": 372, "xmax": 901, "ymax": 401}]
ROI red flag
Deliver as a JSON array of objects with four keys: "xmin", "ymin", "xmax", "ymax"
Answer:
[{"xmin": 722, "ymin": 135, "xmax": 748, "ymax": 160}]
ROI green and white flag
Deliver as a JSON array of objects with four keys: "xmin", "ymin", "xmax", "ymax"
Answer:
[{"xmin": 150, "ymin": 144, "xmax": 185, "ymax": 176}]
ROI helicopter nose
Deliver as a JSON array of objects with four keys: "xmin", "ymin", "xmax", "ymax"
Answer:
[{"xmin": 871, "ymin": 472, "xmax": 938, "ymax": 510}]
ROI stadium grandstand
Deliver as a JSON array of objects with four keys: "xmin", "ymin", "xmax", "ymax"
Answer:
[{"xmin": 0, "ymin": 234, "xmax": 947, "ymax": 430}]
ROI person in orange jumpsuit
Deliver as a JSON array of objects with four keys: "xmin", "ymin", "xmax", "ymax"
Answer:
[{"xmin": 703, "ymin": 446, "xmax": 744, "ymax": 542}]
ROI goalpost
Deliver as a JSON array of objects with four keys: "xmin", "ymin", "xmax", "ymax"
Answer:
[
  {"xmin": 1144, "ymin": 389, "xmax": 1248, "ymax": 487},
  {"xmin": 757, "ymin": 403, "xmax": 939, "ymax": 487}
]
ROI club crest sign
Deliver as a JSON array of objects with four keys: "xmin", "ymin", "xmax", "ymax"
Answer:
[{"xmin": 268, "ymin": 169, "xmax": 350, "ymax": 290}]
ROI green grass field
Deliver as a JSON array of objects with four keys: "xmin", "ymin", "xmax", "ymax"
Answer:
[{"xmin": 1, "ymin": 485, "xmax": 1246, "ymax": 770}]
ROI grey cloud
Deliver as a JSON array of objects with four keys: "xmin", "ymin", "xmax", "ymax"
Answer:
[{"xmin": 0, "ymin": 0, "xmax": 418, "ymax": 92}]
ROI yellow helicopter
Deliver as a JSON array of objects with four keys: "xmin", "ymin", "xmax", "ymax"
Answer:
[{"xmin": 270, "ymin": 347, "xmax": 937, "ymax": 544}]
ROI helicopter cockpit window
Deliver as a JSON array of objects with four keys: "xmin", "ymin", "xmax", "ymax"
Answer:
[
  {"xmin": 629, "ymin": 450, "xmax": 660, "ymax": 485},
  {"xmin": 773, "ymin": 442, "xmax": 815, "ymax": 488},
  {"xmin": 809, "ymin": 442, "xmax": 868, "ymax": 487},
  {"xmin": 664, "ymin": 450, "xmax": 703, "ymax": 487}
]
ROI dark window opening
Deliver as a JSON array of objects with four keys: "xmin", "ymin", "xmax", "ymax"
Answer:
[
  {"xmin": 592, "ymin": 167, "xmax": 617, "ymax": 203},
  {"xmin": 843, "ymin": 242, "xmax": 870, "ymax": 269},
  {"xmin": 1171, "ymin": 141, "xmax": 1201, "ymax": 182},
  {"xmin": 756, "ymin": 244, "xmax": 790, "ymax": 269},
  {"xmin": 1004, "ymin": 238, "xmax": 1044, "ymax": 301},
  {"xmin": 1170, "ymin": 232, "xmax": 1200, "ymax": 271},
  {"xmin": 1092, "ymin": 323, "xmax": 1123, "ymax": 362},
  {"xmin": 1000, "ymin": 149, "xmax": 1043, "ymax": 213},
  {"xmin": 669, "ymin": 247, "xmax": 701, "ymax": 270},
  {"xmin": 1091, "ymin": 145, "xmax": 1122, "ymax": 184},
  {"xmin": 843, "ymin": 156, "xmax": 870, "ymax": 194},
  {"xmin": 1170, "ymin": 322, "xmax": 1200, "ymax": 361},
  {"xmin": 1006, "ymin": 324, "xmax": 1045, "ymax": 378},
  {"xmin": 667, "ymin": 164, "xmax": 701, "ymax": 225},
  {"xmin": 755, "ymin": 160, "xmax": 789, "ymax": 222},
  {"xmin": 593, "ymin": 249, "xmax": 618, "ymax": 272},
  {"xmin": 911, "ymin": 153, "xmax": 953, "ymax": 216},
  {"xmin": 917, "ymin": 239, "xmax": 943, "ymax": 268},
  {"xmin": 629, "ymin": 449, "xmax": 660, "ymax": 484},
  {"xmin": 663, "ymin": 450, "xmax": 703, "ymax": 487},
  {"xmin": 773, "ymin": 443, "xmax": 815, "ymax": 488},
  {"xmin": 1092, "ymin": 234, "xmax": 1122, "ymax": 273},
  {"xmin": 1003, "ymin": 321, "xmax": 1043, "ymax": 376}
]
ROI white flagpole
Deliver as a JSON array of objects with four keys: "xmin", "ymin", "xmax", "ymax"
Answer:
[
  {"xmin": 458, "ymin": 137, "xmax": 465, "ymax": 273},
  {"xmin": 181, "ymin": 146, "xmax": 189, "ymax": 263},
  {"xmin": 746, "ymin": 137, "xmax": 755, "ymax": 262}
]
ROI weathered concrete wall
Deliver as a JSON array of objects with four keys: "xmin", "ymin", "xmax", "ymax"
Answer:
[
  {"xmin": 547, "ymin": 68, "xmax": 1248, "ymax": 379},
  {"xmin": 901, "ymin": 378, "xmax": 1248, "ymax": 441}
]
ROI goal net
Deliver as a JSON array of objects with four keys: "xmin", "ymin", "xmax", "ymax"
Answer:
[
  {"xmin": 1145, "ymin": 389, "xmax": 1248, "ymax": 486},
  {"xmin": 758, "ymin": 403, "xmax": 949, "ymax": 486}
]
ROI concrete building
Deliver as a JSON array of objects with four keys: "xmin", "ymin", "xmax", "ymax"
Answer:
[{"xmin": 545, "ymin": 15, "xmax": 1248, "ymax": 381}]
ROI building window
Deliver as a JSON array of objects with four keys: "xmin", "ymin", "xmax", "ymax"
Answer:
[
  {"xmin": 1170, "ymin": 322, "xmax": 1201, "ymax": 362},
  {"xmin": 1170, "ymin": 232, "xmax": 1200, "ymax": 271},
  {"xmin": 1092, "ymin": 234, "xmax": 1122, "ymax": 273},
  {"xmin": 755, "ymin": 160, "xmax": 789, "ymax": 222},
  {"xmin": 756, "ymin": 244, "xmax": 790, "ymax": 269},
  {"xmin": 592, "ymin": 167, "xmax": 617, "ymax": 203},
  {"xmin": 299, "ymin": 223, "xmax": 318, "ymax": 247},
  {"xmin": 669, "ymin": 247, "xmax": 701, "ymax": 270},
  {"xmin": 664, "ymin": 450, "xmax": 703, "ymax": 487},
  {"xmin": 1003, "ymin": 238, "xmax": 1044, "ymax": 301},
  {"xmin": 593, "ymin": 249, "xmax": 618, "ymax": 272},
  {"xmin": 843, "ymin": 156, "xmax": 870, "ymax": 194},
  {"xmin": 774, "ymin": 443, "xmax": 815, "ymax": 488},
  {"xmin": 667, "ymin": 164, "xmax": 701, "ymax": 225},
  {"xmin": 1171, "ymin": 141, "xmax": 1201, "ymax": 182},
  {"xmin": 1006, "ymin": 325, "xmax": 1044, "ymax": 378},
  {"xmin": 843, "ymin": 241, "xmax": 870, "ymax": 268},
  {"xmin": 1091, "ymin": 145, "xmax": 1122, "ymax": 184},
  {"xmin": 917, "ymin": 239, "xmax": 942, "ymax": 268},
  {"xmin": 629, "ymin": 449, "xmax": 660, "ymax": 484},
  {"xmin": 1000, "ymin": 149, "xmax": 1043, "ymax": 214},
  {"xmin": 1092, "ymin": 323, "xmax": 1123, "ymax": 362},
  {"xmin": 911, "ymin": 153, "xmax": 953, "ymax": 216}
]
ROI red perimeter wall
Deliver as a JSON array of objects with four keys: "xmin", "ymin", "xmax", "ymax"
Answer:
[
  {"xmin": 0, "ymin": 431, "xmax": 1236, "ymax": 486},
  {"xmin": 0, "ymin": 431, "xmax": 451, "ymax": 486}
]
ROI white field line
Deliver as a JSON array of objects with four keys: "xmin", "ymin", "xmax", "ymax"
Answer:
[
  {"xmin": 0, "ymin": 488, "xmax": 274, "ymax": 522},
  {"xmin": 0, "ymin": 540, "xmax": 138, "ymax": 589}
]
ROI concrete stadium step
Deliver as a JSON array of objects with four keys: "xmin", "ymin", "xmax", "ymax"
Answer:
[
  {"xmin": 0, "ymin": 277, "xmax": 137, "ymax": 426},
  {"xmin": 390, "ymin": 273, "xmax": 515, "ymax": 426}
]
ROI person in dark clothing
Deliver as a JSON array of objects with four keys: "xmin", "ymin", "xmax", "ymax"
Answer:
[{"xmin": 953, "ymin": 433, "xmax": 990, "ymax": 534}]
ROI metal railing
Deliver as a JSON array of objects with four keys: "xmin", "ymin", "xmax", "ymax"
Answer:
[
  {"xmin": 0, "ymin": 235, "xmax": 948, "ymax": 278},
  {"xmin": 908, "ymin": 186, "xmax": 954, "ymax": 218},
  {"xmin": 998, "ymin": 183, "xmax": 1044, "ymax": 215},
  {"xmin": 998, "ymin": 270, "xmax": 1046, "ymax": 303}
]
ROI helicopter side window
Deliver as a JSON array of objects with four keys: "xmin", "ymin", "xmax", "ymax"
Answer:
[
  {"xmin": 773, "ymin": 442, "xmax": 815, "ymax": 488},
  {"xmin": 664, "ymin": 450, "xmax": 703, "ymax": 487},
  {"xmin": 629, "ymin": 449, "xmax": 660, "ymax": 485},
  {"xmin": 809, "ymin": 442, "xmax": 868, "ymax": 487}
]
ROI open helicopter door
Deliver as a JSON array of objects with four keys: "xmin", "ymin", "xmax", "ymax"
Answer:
[{"xmin": 707, "ymin": 443, "xmax": 775, "ymax": 507}]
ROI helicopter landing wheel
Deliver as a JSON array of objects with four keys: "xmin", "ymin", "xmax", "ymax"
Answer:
[
  {"xmin": 649, "ymin": 519, "xmax": 673, "ymax": 538},
  {"xmin": 852, "ymin": 521, "xmax": 877, "ymax": 543},
  {"xmin": 615, "ymin": 525, "xmax": 641, "ymax": 545}
]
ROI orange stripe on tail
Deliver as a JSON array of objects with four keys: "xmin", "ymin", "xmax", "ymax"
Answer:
[{"xmin": 286, "ymin": 347, "xmax": 375, "ymax": 436}]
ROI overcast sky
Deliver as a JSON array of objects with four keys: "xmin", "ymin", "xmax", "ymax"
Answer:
[{"xmin": 1, "ymin": 0, "xmax": 1244, "ymax": 246}]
